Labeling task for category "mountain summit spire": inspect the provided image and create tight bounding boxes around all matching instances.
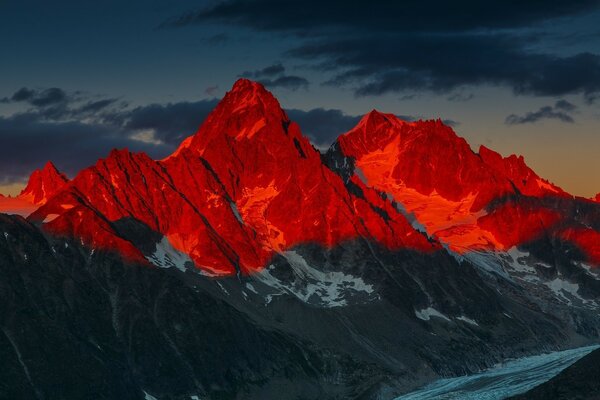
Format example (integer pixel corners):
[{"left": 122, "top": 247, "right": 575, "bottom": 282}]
[{"left": 20, "top": 161, "right": 69, "bottom": 205}]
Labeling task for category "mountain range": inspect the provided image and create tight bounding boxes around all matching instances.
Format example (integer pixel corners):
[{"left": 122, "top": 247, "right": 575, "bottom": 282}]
[{"left": 0, "top": 79, "right": 599, "bottom": 399}]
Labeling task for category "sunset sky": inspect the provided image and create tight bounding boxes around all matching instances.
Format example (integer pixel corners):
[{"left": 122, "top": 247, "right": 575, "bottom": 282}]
[{"left": 1, "top": 0, "right": 599, "bottom": 197}]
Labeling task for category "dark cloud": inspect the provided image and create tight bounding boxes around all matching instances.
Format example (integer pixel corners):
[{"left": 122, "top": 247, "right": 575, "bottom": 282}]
[
  {"left": 4, "top": 87, "right": 69, "bottom": 107},
  {"left": 286, "top": 107, "right": 458, "bottom": 148},
  {"left": 286, "top": 108, "right": 362, "bottom": 147},
  {"left": 554, "top": 99, "right": 577, "bottom": 112},
  {"left": 0, "top": 87, "right": 218, "bottom": 184},
  {"left": 165, "top": 0, "right": 600, "bottom": 100},
  {"left": 441, "top": 119, "right": 460, "bottom": 127},
  {"left": 292, "top": 35, "right": 600, "bottom": 98},
  {"left": 121, "top": 99, "right": 219, "bottom": 145},
  {"left": 505, "top": 100, "right": 577, "bottom": 125},
  {"left": 447, "top": 93, "right": 474, "bottom": 102},
  {"left": 241, "top": 63, "right": 285, "bottom": 78},
  {"left": 205, "top": 85, "right": 219, "bottom": 96},
  {"left": 399, "top": 94, "right": 418, "bottom": 101},
  {"left": 0, "top": 115, "right": 164, "bottom": 185},
  {"left": 1, "top": 87, "right": 121, "bottom": 120},
  {"left": 240, "top": 64, "right": 309, "bottom": 91},
  {"left": 76, "top": 98, "right": 120, "bottom": 114},
  {"left": 164, "top": 0, "right": 597, "bottom": 33},
  {"left": 259, "top": 75, "right": 309, "bottom": 90}
]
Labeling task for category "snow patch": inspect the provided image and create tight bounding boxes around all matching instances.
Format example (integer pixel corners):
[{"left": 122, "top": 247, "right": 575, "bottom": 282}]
[
  {"left": 146, "top": 237, "right": 192, "bottom": 272},
  {"left": 506, "top": 248, "right": 535, "bottom": 274},
  {"left": 230, "top": 201, "right": 244, "bottom": 224},
  {"left": 544, "top": 278, "right": 581, "bottom": 305},
  {"left": 253, "top": 251, "right": 377, "bottom": 307},
  {"left": 464, "top": 250, "right": 511, "bottom": 279},
  {"left": 579, "top": 262, "right": 600, "bottom": 280},
  {"left": 144, "top": 392, "right": 158, "bottom": 400},
  {"left": 245, "top": 282, "right": 258, "bottom": 294},
  {"left": 415, "top": 307, "right": 451, "bottom": 322},
  {"left": 456, "top": 315, "right": 479, "bottom": 326},
  {"left": 215, "top": 281, "right": 229, "bottom": 296},
  {"left": 42, "top": 213, "right": 60, "bottom": 223},
  {"left": 354, "top": 166, "right": 369, "bottom": 185}
]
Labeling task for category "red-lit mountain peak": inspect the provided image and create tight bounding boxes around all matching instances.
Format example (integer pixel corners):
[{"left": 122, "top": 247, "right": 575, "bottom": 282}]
[
  {"left": 0, "top": 161, "right": 69, "bottom": 217},
  {"left": 594, "top": 193, "right": 600, "bottom": 202},
  {"left": 20, "top": 161, "right": 69, "bottom": 205},
  {"left": 335, "top": 114, "right": 584, "bottom": 254},
  {"left": 29, "top": 79, "right": 436, "bottom": 275},
  {"left": 478, "top": 145, "right": 567, "bottom": 198},
  {"left": 178, "top": 78, "right": 287, "bottom": 155},
  {"left": 338, "top": 116, "right": 504, "bottom": 207}
]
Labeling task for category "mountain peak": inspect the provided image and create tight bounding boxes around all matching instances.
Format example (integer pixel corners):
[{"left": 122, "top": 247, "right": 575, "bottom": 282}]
[
  {"left": 230, "top": 77, "right": 264, "bottom": 93},
  {"left": 172, "top": 79, "right": 290, "bottom": 158},
  {"left": 594, "top": 193, "right": 600, "bottom": 202},
  {"left": 358, "top": 109, "right": 404, "bottom": 129},
  {"left": 42, "top": 160, "right": 60, "bottom": 173},
  {"left": 20, "top": 161, "right": 69, "bottom": 205},
  {"left": 225, "top": 78, "right": 281, "bottom": 112}
]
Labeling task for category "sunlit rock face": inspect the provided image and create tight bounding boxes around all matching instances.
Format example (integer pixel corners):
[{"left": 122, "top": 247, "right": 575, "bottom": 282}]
[
  {"left": 25, "top": 79, "right": 435, "bottom": 276},
  {"left": 1, "top": 79, "right": 600, "bottom": 400},
  {"left": 1, "top": 79, "right": 598, "bottom": 273},
  {"left": 0, "top": 161, "right": 69, "bottom": 216},
  {"left": 330, "top": 110, "right": 599, "bottom": 266}
]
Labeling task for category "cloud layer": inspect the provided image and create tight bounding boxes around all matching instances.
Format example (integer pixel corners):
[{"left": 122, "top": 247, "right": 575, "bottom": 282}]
[
  {"left": 505, "top": 99, "right": 578, "bottom": 125},
  {"left": 0, "top": 87, "right": 219, "bottom": 185},
  {"left": 240, "top": 63, "right": 309, "bottom": 90},
  {"left": 167, "top": 0, "right": 600, "bottom": 100},
  {"left": 0, "top": 86, "right": 380, "bottom": 184}
]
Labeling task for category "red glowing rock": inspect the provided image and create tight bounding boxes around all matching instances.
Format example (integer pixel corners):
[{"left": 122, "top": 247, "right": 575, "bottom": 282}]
[
  {"left": 8, "top": 79, "right": 598, "bottom": 271},
  {"left": 0, "top": 161, "right": 69, "bottom": 216},
  {"left": 335, "top": 111, "right": 595, "bottom": 261},
  {"left": 561, "top": 228, "right": 600, "bottom": 266},
  {"left": 20, "top": 161, "right": 69, "bottom": 205},
  {"left": 30, "top": 79, "right": 436, "bottom": 274}
]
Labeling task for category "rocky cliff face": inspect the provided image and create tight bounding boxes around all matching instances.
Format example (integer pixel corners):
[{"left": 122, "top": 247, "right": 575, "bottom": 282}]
[
  {"left": 28, "top": 79, "right": 435, "bottom": 276},
  {"left": 1, "top": 79, "right": 599, "bottom": 399},
  {"left": 329, "top": 110, "right": 595, "bottom": 263},
  {"left": 2, "top": 213, "right": 596, "bottom": 400},
  {"left": 0, "top": 162, "right": 69, "bottom": 216}
]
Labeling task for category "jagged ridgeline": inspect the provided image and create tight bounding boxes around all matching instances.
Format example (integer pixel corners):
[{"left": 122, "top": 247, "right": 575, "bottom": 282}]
[{"left": 1, "top": 79, "right": 599, "bottom": 399}]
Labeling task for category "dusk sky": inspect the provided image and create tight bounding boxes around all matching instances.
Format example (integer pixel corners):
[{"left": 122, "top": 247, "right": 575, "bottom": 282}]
[{"left": 1, "top": 0, "right": 599, "bottom": 197}]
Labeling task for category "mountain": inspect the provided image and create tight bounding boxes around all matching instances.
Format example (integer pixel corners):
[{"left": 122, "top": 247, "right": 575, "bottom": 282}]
[
  {"left": 1, "top": 79, "right": 599, "bottom": 400},
  {"left": 0, "top": 161, "right": 69, "bottom": 216},
  {"left": 329, "top": 111, "right": 593, "bottom": 258},
  {"left": 329, "top": 110, "right": 600, "bottom": 271},
  {"left": 19, "top": 161, "right": 69, "bottom": 205},
  {"left": 29, "top": 79, "right": 435, "bottom": 275}
]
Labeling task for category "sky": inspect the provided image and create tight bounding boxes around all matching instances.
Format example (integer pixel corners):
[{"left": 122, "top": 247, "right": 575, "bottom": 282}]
[{"left": 0, "top": 0, "right": 599, "bottom": 197}]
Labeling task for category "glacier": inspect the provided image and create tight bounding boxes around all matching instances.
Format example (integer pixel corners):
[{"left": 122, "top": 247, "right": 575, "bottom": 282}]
[{"left": 395, "top": 345, "right": 599, "bottom": 400}]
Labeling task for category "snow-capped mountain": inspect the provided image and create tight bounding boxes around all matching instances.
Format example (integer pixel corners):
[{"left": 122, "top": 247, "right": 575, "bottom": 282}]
[{"left": 0, "top": 79, "right": 599, "bottom": 400}]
